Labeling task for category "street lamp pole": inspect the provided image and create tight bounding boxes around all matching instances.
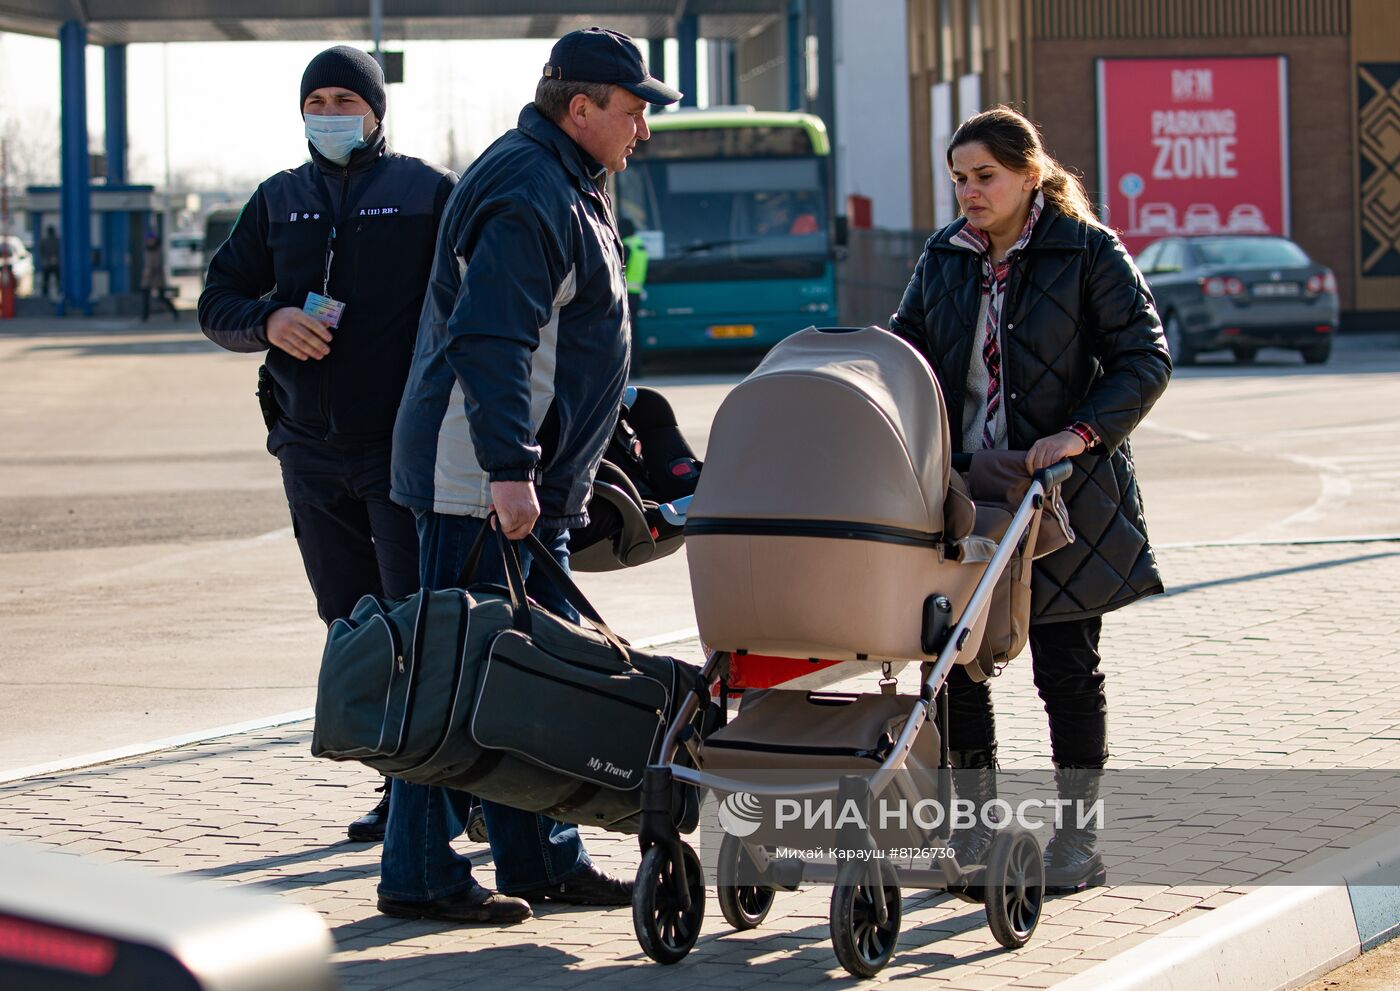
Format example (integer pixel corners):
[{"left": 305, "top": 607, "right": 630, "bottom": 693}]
[{"left": 370, "top": 0, "right": 384, "bottom": 68}]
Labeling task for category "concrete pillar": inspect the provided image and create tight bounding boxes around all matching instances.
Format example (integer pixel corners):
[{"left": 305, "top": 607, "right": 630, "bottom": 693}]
[
  {"left": 59, "top": 20, "right": 92, "bottom": 315},
  {"left": 103, "top": 44, "right": 131, "bottom": 295},
  {"left": 676, "top": 14, "right": 698, "bottom": 108}
]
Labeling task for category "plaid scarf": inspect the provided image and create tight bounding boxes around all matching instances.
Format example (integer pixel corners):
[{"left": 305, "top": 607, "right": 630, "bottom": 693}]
[{"left": 951, "top": 192, "right": 1044, "bottom": 449}]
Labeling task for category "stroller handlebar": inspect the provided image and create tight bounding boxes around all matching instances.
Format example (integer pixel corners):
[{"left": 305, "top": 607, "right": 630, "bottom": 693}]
[{"left": 1034, "top": 459, "right": 1073, "bottom": 490}]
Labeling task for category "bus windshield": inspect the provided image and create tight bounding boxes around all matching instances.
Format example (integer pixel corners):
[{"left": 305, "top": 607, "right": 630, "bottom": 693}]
[
  {"left": 609, "top": 112, "right": 836, "bottom": 354},
  {"left": 615, "top": 120, "right": 831, "bottom": 282},
  {"left": 619, "top": 158, "right": 828, "bottom": 261}
]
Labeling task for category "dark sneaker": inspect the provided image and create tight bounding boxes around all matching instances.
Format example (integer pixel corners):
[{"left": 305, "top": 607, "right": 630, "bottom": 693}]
[
  {"left": 347, "top": 779, "right": 391, "bottom": 843},
  {"left": 514, "top": 864, "right": 634, "bottom": 906},
  {"left": 465, "top": 804, "right": 488, "bottom": 844},
  {"left": 378, "top": 886, "right": 532, "bottom": 925}
]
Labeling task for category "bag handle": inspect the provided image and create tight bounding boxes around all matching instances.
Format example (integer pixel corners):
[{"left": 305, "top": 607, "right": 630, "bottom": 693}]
[
  {"left": 454, "top": 515, "right": 537, "bottom": 634},
  {"left": 497, "top": 526, "right": 535, "bottom": 634},
  {"left": 519, "top": 532, "right": 634, "bottom": 669},
  {"left": 456, "top": 518, "right": 493, "bottom": 588},
  {"left": 462, "top": 513, "right": 633, "bottom": 668}
]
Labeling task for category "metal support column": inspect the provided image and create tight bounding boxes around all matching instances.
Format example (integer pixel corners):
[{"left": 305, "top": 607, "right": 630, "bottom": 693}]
[
  {"left": 59, "top": 20, "right": 92, "bottom": 315},
  {"left": 370, "top": 0, "right": 384, "bottom": 67},
  {"left": 103, "top": 44, "right": 131, "bottom": 295},
  {"left": 787, "top": 0, "right": 806, "bottom": 111},
  {"left": 647, "top": 37, "right": 667, "bottom": 87},
  {"left": 726, "top": 41, "right": 738, "bottom": 106},
  {"left": 676, "top": 14, "right": 698, "bottom": 108},
  {"left": 706, "top": 39, "right": 735, "bottom": 106}
]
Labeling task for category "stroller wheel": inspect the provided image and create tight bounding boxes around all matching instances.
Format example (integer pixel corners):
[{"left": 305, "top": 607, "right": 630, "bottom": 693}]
[
  {"left": 716, "top": 833, "right": 776, "bottom": 930},
  {"left": 829, "top": 860, "right": 901, "bottom": 978},
  {"left": 633, "top": 843, "right": 706, "bottom": 965},
  {"left": 984, "top": 827, "right": 1044, "bottom": 949}
]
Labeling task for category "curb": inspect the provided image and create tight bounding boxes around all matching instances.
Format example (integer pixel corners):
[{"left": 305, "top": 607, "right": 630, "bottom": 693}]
[
  {"left": 1051, "top": 828, "right": 1400, "bottom": 990},
  {"left": 0, "top": 626, "right": 700, "bottom": 787}
]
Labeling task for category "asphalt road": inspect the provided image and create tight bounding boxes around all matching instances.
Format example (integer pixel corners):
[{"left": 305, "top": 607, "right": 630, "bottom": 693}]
[{"left": 2, "top": 318, "right": 1398, "bottom": 777}]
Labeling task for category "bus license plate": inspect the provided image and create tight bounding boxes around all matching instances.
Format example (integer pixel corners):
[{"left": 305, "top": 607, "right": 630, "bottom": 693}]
[{"left": 707, "top": 324, "right": 756, "bottom": 340}]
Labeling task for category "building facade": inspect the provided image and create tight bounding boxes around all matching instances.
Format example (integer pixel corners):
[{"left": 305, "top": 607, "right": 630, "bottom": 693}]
[{"left": 905, "top": 0, "right": 1400, "bottom": 325}]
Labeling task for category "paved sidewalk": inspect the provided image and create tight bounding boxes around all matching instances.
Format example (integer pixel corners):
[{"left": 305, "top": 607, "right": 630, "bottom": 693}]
[{"left": 3, "top": 539, "right": 1400, "bottom": 990}]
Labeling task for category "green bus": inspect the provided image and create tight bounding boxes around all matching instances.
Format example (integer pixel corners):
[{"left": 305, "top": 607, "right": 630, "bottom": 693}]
[{"left": 614, "top": 108, "right": 841, "bottom": 358}]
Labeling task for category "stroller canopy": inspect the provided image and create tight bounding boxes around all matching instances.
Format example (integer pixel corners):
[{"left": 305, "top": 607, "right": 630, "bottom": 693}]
[{"left": 691, "top": 326, "right": 953, "bottom": 538}]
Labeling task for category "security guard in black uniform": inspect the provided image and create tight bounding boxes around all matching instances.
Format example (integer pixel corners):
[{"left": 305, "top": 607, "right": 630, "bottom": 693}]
[{"left": 199, "top": 46, "right": 457, "bottom": 842}]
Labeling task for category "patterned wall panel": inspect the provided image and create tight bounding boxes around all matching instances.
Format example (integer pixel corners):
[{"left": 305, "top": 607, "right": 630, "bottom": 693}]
[{"left": 1358, "top": 63, "right": 1400, "bottom": 277}]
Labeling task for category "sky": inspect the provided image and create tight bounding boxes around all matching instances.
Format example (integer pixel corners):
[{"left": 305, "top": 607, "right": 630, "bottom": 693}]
[{"left": 0, "top": 31, "right": 699, "bottom": 197}]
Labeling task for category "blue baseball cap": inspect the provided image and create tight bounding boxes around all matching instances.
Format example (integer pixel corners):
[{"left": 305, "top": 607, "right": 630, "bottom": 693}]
[{"left": 543, "top": 27, "right": 683, "bottom": 106}]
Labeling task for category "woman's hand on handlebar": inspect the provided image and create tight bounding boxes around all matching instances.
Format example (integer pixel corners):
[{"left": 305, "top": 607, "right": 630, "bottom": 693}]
[{"left": 1025, "top": 430, "right": 1086, "bottom": 474}]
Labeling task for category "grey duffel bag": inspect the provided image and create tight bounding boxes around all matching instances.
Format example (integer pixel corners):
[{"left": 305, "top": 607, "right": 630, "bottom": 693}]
[{"left": 311, "top": 527, "right": 706, "bottom": 833}]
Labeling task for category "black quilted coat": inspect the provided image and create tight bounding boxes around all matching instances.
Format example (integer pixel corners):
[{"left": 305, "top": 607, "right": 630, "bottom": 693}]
[{"left": 890, "top": 203, "right": 1172, "bottom": 623}]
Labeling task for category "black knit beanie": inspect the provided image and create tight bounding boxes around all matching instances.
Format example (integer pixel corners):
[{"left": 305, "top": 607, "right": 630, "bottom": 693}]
[{"left": 300, "top": 46, "right": 387, "bottom": 121}]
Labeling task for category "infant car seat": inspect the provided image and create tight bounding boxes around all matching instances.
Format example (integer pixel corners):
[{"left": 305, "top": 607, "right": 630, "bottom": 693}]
[{"left": 568, "top": 387, "right": 703, "bottom": 572}]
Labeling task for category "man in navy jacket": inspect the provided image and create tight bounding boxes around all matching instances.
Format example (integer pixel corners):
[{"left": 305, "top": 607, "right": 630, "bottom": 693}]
[
  {"left": 381, "top": 28, "right": 680, "bottom": 925},
  {"left": 199, "top": 46, "right": 456, "bottom": 842}
]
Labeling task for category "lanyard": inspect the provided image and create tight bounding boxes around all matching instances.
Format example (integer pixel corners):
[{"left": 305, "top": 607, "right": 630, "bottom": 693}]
[{"left": 310, "top": 154, "right": 386, "bottom": 296}]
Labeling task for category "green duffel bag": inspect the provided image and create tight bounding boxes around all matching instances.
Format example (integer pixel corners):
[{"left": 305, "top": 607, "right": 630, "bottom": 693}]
[{"left": 311, "top": 527, "right": 707, "bottom": 833}]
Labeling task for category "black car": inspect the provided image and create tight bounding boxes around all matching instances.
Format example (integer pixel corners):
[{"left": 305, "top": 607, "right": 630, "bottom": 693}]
[{"left": 1135, "top": 235, "right": 1339, "bottom": 365}]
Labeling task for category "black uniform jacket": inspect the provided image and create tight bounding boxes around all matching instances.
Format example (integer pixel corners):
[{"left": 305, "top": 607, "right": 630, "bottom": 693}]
[{"left": 199, "top": 133, "right": 456, "bottom": 445}]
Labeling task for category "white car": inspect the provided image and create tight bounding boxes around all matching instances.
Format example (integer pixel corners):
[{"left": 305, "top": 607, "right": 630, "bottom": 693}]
[
  {"left": 167, "top": 233, "right": 205, "bottom": 276},
  {"left": 0, "top": 235, "right": 35, "bottom": 296}
]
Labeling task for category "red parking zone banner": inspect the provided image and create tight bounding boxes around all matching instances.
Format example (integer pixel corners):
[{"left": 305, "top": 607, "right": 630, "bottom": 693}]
[{"left": 1096, "top": 56, "right": 1290, "bottom": 256}]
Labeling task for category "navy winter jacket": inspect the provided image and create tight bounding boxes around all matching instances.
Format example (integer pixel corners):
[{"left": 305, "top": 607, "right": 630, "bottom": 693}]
[
  {"left": 391, "top": 105, "right": 630, "bottom": 528},
  {"left": 199, "top": 134, "right": 456, "bottom": 444}
]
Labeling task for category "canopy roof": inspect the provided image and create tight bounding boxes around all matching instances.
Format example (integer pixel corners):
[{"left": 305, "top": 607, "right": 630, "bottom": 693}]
[
  {"left": 693, "top": 326, "right": 954, "bottom": 535},
  {"left": 0, "top": 1, "right": 781, "bottom": 44}
]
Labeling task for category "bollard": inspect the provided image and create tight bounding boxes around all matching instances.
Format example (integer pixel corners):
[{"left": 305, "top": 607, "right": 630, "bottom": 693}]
[{"left": 0, "top": 264, "right": 14, "bottom": 319}]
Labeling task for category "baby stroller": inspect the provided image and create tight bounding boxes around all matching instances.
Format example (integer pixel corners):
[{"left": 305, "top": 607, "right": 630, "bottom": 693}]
[
  {"left": 569, "top": 386, "right": 702, "bottom": 572},
  {"left": 629, "top": 326, "right": 1073, "bottom": 977}
]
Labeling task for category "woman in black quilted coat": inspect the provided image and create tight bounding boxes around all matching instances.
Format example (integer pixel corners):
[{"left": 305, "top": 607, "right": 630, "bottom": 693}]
[{"left": 890, "top": 106, "right": 1171, "bottom": 893}]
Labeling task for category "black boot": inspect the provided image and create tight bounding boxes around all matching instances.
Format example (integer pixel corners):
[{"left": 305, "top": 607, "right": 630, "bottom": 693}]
[
  {"left": 1044, "top": 766, "right": 1106, "bottom": 893},
  {"left": 347, "top": 777, "right": 391, "bottom": 842},
  {"left": 947, "top": 749, "right": 998, "bottom": 865}
]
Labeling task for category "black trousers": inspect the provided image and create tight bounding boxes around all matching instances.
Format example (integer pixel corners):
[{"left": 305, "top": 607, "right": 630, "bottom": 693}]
[
  {"left": 277, "top": 440, "right": 419, "bottom": 624},
  {"left": 946, "top": 615, "right": 1108, "bottom": 768}
]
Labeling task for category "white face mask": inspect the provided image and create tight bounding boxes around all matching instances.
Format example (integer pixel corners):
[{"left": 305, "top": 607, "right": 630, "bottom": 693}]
[{"left": 305, "top": 113, "right": 369, "bottom": 164}]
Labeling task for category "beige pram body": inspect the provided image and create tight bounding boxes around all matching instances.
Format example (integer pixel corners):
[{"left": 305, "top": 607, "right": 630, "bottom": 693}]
[
  {"left": 688, "top": 325, "right": 1071, "bottom": 680},
  {"left": 629, "top": 326, "right": 1073, "bottom": 977}
]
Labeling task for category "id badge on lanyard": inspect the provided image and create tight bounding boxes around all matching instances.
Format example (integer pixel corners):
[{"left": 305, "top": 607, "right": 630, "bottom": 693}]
[
  {"left": 304, "top": 228, "right": 346, "bottom": 328},
  {"left": 302, "top": 159, "right": 383, "bottom": 328}
]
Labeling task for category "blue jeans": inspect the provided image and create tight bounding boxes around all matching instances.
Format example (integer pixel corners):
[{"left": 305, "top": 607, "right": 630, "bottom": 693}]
[{"left": 378, "top": 511, "right": 593, "bottom": 901}]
